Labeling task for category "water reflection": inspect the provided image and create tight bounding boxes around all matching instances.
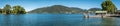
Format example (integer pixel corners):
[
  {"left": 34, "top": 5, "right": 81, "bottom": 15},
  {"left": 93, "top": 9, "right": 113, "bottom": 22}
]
[
  {"left": 0, "top": 14, "right": 120, "bottom": 26},
  {"left": 101, "top": 18, "right": 116, "bottom": 26},
  {"left": 3, "top": 15, "right": 11, "bottom": 26},
  {"left": 82, "top": 17, "right": 118, "bottom": 26},
  {"left": 0, "top": 14, "right": 25, "bottom": 26},
  {"left": 11, "top": 14, "right": 25, "bottom": 26}
]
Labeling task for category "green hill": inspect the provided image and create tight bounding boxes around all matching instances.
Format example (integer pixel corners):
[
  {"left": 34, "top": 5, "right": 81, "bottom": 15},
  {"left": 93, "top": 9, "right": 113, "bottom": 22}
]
[{"left": 28, "top": 5, "right": 86, "bottom": 14}]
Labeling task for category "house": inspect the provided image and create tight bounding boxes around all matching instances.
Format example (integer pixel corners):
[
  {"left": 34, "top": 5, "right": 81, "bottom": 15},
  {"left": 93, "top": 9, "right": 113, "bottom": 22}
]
[{"left": 95, "top": 11, "right": 107, "bottom": 15}]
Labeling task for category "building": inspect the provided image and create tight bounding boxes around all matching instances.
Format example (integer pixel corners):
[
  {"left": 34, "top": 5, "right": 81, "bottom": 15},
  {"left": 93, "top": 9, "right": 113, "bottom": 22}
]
[{"left": 95, "top": 11, "right": 107, "bottom": 15}]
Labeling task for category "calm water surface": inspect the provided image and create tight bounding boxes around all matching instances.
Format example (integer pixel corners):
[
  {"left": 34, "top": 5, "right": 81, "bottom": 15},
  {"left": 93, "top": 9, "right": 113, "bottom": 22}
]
[{"left": 0, "top": 14, "right": 120, "bottom": 26}]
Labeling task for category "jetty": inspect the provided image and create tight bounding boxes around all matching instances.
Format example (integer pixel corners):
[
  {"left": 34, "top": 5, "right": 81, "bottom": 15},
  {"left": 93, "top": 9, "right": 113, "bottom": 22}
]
[{"left": 84, "top": 11, "right": 120, "bottom": 18}]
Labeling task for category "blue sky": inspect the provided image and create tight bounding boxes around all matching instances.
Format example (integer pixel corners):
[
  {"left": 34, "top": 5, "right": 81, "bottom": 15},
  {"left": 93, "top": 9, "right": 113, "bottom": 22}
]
[{"left": 0, "top": 0, "right": 120, "bottom": 12}]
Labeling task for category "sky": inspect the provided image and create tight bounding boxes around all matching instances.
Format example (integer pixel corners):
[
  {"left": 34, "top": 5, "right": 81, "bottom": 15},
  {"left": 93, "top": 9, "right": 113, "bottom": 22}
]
[{"left": 0, "top": 0, "right": 120, "bottom": 12}]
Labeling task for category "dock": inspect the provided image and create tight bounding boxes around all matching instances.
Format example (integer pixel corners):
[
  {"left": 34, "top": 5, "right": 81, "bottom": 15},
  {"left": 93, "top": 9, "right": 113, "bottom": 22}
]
[{"left": 84, "top": 14, "right": 120, "bottom": 18}]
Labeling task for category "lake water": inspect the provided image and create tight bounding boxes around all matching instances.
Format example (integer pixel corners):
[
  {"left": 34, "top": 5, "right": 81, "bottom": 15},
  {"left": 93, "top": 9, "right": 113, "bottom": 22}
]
[{"left": 0, "top": 14, "right": 120, "bottom": 26}]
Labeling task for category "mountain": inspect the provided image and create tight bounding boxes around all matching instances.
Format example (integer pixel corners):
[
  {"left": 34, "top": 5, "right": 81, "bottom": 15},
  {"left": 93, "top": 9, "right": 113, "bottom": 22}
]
[
  {"left": 28, "top": 5, "right": 86, "bottom": 14},
  {"left": 88, "top": 8, "right": 102, "bottom": 11}
]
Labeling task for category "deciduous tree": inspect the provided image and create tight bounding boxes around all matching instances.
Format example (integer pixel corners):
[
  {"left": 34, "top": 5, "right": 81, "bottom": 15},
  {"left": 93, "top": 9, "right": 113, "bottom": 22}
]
[
  {"left": 2, "top": 4, "right": 11, "bottom": 14},
  {"left": 101, "top": 0, "right": 118, "bottom": 13},
  {"left": 12, "top": 5, "right": 26, "bottom": 14}
]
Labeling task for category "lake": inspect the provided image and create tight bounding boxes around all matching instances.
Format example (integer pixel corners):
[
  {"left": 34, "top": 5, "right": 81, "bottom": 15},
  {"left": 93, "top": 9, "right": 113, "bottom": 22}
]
[{"left": 0, "top": 14, "right": 120, "bottom": 26}]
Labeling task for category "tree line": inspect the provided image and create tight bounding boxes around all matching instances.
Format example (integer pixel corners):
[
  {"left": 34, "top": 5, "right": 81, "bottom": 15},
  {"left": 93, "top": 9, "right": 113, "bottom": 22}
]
[{"left": 0, "top": 4, "right": 26, "bottom": 14}]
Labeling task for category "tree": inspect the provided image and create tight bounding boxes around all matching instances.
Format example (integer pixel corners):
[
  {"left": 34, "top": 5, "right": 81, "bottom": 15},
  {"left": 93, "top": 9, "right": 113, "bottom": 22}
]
[
  {"left": 0, "top": 8, "right": 2, "bottom": 13},
  {"left": 2, "top": 4, "right": 11, "bottom": 14},
  {"left": 106, "top": 0, "right": 111, "bottom": 1},
  {"left": 12, "top": 5, "right": 26, "bottom": 14},
  {"left": 0, "top": 4, "right": 27, "bottom": 14},
  {"left": 101, "top": 0, "right": 118, "bottom": 13}
]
